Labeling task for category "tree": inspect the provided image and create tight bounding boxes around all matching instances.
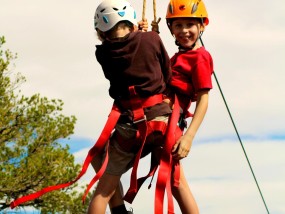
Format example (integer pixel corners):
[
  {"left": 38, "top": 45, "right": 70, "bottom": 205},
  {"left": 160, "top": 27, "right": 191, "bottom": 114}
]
[{"left": 0, "top": 36, "right": 92, "bottom": 213}]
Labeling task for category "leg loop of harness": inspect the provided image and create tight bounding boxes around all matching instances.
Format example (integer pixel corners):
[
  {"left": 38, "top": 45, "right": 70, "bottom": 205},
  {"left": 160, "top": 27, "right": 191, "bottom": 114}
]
[
  {"left": 123, "top": 86, "right": 149, "bottom": 201},
  {"left": 123, "top": 86, "right": 168, "bottom": 203},
  {"left": 155, "top": 95, "right": 181, "bottom": 214},
  {"left": 124, "top": 93, "right": 182, "bottom": 214},
  {"left": 124, "top": 120, "right": 167, "bottom": 203}
]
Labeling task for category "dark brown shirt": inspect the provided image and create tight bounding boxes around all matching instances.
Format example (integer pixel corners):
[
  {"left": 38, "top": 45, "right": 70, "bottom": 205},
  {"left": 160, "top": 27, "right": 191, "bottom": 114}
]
[{"left": 96, "top": 31, "right": 172, "bottom": 120}]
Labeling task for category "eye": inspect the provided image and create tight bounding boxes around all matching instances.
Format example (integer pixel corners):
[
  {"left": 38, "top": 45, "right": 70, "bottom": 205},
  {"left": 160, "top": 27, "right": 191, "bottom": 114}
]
[
  {"left": 174, "top": 23, "right": 182, "bottom": 29},
  {"left": 100, "top": 9, "right": 105, "bottom": 13},
  {"left": 123, "top": 6, "right": 126, "bottom": 10},
  {"left": 112, "top": 7, "right": 118, "bottom": 11},
  {"left": 186, "top": 23, "right": 194, "bottom": 28}
]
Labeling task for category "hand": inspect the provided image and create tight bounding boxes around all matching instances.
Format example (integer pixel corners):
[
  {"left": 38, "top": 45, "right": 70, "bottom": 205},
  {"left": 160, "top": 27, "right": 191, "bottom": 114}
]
[
  {"left": 138, "top": 18, "right": 148, "bottom": 32},
  {"left": 172, "top": 134, "right": 193, "bottom": 160}
]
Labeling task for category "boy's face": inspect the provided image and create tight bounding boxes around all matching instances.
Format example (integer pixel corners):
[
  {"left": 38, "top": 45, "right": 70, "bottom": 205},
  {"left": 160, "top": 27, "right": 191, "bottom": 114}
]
[{"left": 171, "top": 18, "right": 204, "bottom": 49}]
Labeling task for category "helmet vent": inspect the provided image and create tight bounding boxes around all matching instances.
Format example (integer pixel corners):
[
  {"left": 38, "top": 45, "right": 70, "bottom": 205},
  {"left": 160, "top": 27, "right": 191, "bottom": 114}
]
[
  {"left": 118, "top": 11, "right": 125, "bottom": 17},
  {"left": 191, "top": 4, "right": 197, "bottom": 14},
  {"left": 168, "top": 4, "right": 173, "bottom": 14},
  {"left": 179, "top": 5, "right": 186, "bottom": 11},
  {"left": 103, "top": 16, "right": 109, "bottom": 24},
  {"left": 192, "top": 0, "right": 201, "bottom": 14}
]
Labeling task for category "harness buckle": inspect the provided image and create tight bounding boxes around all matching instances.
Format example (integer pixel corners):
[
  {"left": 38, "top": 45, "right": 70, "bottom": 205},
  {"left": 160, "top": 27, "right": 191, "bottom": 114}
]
[{"left": 133, "top": 115, "right": 147, "bottom": 124}]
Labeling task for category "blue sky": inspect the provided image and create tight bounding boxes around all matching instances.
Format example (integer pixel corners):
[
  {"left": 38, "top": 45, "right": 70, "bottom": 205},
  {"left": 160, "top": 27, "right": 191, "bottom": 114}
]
[{"left": 1, "top": 0, "right": 285, "bottom": 213}]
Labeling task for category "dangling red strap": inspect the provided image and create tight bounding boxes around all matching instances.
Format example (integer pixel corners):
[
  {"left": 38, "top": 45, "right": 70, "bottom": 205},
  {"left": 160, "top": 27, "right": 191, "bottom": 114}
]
[
  {"left": 10, "top": 104, "right": 121, "bottom": 209},
  {"left": 123, "top": 86, "right": 148, "bottom": 202},
  {"left": 172, "top": 160, "right": 180, "bottom": 188},
  {"left": 124, "top": 120, "right": 167, "bottom": 203},
  {"left": 155, "top": 95, "right": 180, "bottom": 214},
  {"left": 82, "top": 140, "right": 110, "bottom": 202},
  {"left": 124, "top": 143, "right": 160, "bottom": 203},
  {"left": 172, "top": 126, "right": 183, "bottom": 188}
]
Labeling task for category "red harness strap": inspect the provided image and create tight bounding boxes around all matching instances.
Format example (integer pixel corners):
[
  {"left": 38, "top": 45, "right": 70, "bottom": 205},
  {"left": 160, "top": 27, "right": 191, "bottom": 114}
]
[
  {"left": 123, "top": 86, "right": 165, "bottom": 201},
  {"left": 155, "top": 95, "right": 181, "bottom": 214},
  {"left": 123, "top": 92, "right": 182, "bottom": 214},
  {"left": 10, "top": 104, "right": 121, "bottom": 209},
  {"left": 10, "top": 87, "right": 182, "bottom": 214},
  {"left": 123, "top": 120, "right": 167, "bottom": 203}
]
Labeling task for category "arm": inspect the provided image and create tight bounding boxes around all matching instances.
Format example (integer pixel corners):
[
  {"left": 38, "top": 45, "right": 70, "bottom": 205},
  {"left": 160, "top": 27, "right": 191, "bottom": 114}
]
[{"left": 172, "top": 90, "right": 209, "bottom": 159}]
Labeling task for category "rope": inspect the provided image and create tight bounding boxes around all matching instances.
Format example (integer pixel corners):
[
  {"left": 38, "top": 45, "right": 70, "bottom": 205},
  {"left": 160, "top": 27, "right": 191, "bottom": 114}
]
[
  {"left": 142, "top": 0, "right": 146, "bottom": 20},
  {"left": 199, "top": 38, "right": 270, "bottom": 214},
  {"left": 142, "top": 0, "right": 160, "bottom": 33},
  {"left": 153, "top": 0, "right": 156, "bottom": 22}
]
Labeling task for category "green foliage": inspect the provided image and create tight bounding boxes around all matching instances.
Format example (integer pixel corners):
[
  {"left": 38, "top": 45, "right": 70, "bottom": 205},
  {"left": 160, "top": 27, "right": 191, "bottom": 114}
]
[{"left": 0, "top": 36, "right": 92, "bottom": 213}]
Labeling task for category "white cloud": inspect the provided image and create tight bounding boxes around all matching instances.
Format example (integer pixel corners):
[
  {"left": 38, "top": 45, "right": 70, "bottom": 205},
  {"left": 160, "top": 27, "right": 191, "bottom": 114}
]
[
  {"left": 1, "top": 0, "right": 285, "bottom": 139},
  {"left": 1, "top": 0, "right": 285, "bottom": 213},
  {"left": 71, "top": 140, "right": 285, "bottom": 214}
]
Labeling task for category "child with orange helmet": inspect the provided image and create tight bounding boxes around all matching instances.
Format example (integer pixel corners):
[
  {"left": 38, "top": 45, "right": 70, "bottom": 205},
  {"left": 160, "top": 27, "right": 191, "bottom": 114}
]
[{"left": 165, "top": 0, "right": 213, "bottom": 213}]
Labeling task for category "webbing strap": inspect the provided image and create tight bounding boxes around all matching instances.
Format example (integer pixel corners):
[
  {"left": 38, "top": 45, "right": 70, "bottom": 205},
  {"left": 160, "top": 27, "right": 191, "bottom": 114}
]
[
  {"left": 155, "top": 95, "right": 180, "bottom": 214},
  {"left": 124, "top": 120, "right": 167, "bottom": 203},
  {"left": 10, "top": 104, "right": 121, "bottom": 209},
  {"left": 124, "top": 86, "right": 148, "bottom": 201}
]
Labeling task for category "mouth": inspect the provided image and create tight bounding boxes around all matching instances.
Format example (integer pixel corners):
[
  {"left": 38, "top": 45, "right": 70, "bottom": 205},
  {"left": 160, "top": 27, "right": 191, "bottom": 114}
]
[{"left": 179, "top": 35, "right": 192, "bottom": 43}]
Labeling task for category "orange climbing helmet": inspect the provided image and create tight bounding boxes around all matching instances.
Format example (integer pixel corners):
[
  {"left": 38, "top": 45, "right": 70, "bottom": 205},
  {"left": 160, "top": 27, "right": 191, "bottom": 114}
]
[{"left": 166, "top": 0, "right": 209, "bottom": 26}]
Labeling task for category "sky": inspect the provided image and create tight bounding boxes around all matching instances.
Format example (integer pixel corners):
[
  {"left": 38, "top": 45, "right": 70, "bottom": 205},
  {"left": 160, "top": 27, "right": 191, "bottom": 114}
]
[{"left": 1, "top": 0, "right": 285, "bottom": 213}]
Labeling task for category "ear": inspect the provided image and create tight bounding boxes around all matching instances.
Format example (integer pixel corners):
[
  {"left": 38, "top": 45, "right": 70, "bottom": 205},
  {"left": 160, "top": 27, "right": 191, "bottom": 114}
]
[{"left": 133, "top": 25, "right": 138, "bottom": 32}]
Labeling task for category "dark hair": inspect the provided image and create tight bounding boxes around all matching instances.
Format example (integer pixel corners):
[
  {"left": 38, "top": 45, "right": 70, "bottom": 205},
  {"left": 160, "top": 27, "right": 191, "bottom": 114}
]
[{"left": 96, "top": 20, "right": 134, "bottom": 41}]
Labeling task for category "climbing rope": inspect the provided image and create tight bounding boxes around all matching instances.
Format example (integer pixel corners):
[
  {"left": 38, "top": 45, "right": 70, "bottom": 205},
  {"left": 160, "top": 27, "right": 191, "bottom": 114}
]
[
  {"left": 142, "top": 0, "right": 161, "bottom": 33},
  {"left": 199, "top": 38, "right": 270, "bottom": 214}
]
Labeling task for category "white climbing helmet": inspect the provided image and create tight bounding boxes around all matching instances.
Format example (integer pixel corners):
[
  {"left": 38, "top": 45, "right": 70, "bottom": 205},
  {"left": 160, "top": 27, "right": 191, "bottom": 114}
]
[{"left": 94, "top": 0, "right": 138, "bottom": 32}]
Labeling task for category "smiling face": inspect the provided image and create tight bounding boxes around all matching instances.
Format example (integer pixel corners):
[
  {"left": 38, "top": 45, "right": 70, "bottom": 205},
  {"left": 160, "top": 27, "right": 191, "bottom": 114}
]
[{"left": 170, "top": 18, "right": 204, "bottom": 49}]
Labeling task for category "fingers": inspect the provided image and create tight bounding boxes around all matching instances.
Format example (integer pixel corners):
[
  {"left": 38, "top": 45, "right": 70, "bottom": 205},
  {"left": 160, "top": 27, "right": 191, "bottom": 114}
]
[
  {"left": 172, "top": 143, "right": 178, "bottom": 153},
  {"left": 172, "top": 144, "right": 190, "bottom": 160},
  {"left": 138, "top": 18, "right": 149, "bottom": 32}
]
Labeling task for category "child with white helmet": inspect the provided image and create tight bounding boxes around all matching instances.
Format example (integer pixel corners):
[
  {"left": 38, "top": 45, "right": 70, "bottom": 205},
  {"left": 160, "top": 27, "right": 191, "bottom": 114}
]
[
  {"left": 88, "top": 0, "right": 177, "bottom": 213},
  {"left": 91, "top": 0, "right": 213, "bottom": 214}
]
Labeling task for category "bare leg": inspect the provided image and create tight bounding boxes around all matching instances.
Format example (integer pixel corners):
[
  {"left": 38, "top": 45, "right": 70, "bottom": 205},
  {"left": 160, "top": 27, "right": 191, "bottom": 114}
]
[
  {"left": 109, "top": 182, "right": 125, "bottom": 208},
  {"left": 91, "top": 153, "right": 126, "bottom": 210},
  {"left": 87, "top": 173, "right": 121, "bottom": 214},
  {"left": 172, "top": 166, "right": 199, "bottom": 214}
]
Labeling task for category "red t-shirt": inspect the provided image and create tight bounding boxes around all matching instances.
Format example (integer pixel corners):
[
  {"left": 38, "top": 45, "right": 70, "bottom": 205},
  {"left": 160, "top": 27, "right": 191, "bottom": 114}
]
[{"left": 170, "top": 47, "right": 213, "bottom": 113}]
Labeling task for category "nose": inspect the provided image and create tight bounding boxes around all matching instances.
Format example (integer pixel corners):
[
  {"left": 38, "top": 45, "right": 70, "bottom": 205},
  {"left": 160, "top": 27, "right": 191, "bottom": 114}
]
[{"left": 181, "top": 25, "right": 189, "bottom": 33}]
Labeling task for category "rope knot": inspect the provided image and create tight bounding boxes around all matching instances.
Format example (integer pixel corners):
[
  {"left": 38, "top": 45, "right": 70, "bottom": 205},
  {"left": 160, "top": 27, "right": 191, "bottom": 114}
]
[{"left": 151, "top": 17, "right": 161, "bottom": 34}]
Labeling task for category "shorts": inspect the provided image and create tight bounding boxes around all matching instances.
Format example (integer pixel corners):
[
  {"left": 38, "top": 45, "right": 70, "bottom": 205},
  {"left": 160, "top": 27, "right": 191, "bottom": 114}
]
[{"left": 104, "top": 115, "right": 169, "bottom": 176}]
